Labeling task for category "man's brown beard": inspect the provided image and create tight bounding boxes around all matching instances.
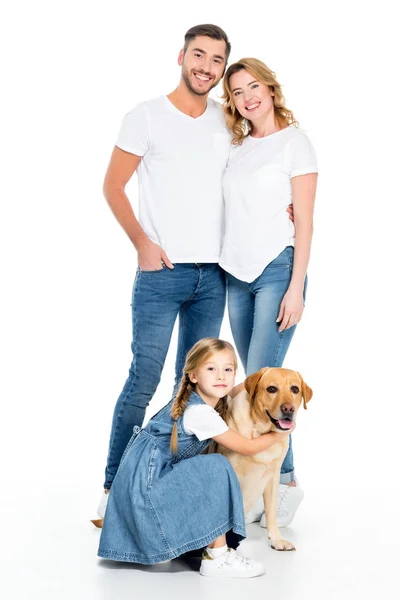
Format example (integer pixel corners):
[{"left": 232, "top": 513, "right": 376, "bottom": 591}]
[{"left": 181, "top": 67, "right": 217, "bottom": 97}]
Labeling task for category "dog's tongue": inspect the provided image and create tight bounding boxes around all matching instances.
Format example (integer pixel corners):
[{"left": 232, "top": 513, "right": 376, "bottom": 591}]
[{"left": 278, "top": 419, "right": 293, "bottom": 430}]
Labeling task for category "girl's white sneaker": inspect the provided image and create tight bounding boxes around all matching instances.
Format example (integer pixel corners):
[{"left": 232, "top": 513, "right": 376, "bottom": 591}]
[{"left": 199, "top": 548, "right": 265, "bottom": 578}]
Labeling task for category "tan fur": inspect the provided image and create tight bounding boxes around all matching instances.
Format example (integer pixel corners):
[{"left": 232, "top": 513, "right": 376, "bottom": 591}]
[{"left": 217, "top": 367, "right": 312, "bottom": 551}]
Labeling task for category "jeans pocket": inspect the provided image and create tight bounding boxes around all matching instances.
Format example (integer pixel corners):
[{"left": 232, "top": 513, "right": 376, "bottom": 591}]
[
  {"left": 139, "top": 264, "right": 167, "bottom": 274},
  {"left": 268, "top": 247, "right": 293, "bottom": 269}
]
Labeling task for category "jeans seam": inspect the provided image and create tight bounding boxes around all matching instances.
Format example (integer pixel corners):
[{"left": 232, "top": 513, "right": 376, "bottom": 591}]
[
  {"left": 272, "top": 330, "right": 284, "bottom": 366},
  {"left": 105, "top": 276, "right": 141, "bottom": 485},
  {"left": 176, "top": 304, "right": 188, "bottom": 384},
  {"left": 187, "top": 264, "right": 203, "bottom": 301}
]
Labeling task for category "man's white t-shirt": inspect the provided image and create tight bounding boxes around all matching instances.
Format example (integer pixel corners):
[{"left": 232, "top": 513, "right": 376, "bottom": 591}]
[
  {"left": 183, "top": 404, "right": 228, "bottom": 441},
  {"left": 219, "top": 126, "right": 318, "bottom": 283},
  {"left": 116, "top": 96, "right": 231, "bottom": 263}
]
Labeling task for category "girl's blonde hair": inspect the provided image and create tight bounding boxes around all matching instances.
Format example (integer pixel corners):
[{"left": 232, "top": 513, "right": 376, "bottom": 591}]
[
  {"left": 170, "top": 338, "right": 237, "bottom": 453},
  {"left": 221, "top": 58, "right": 298, "bottom": 145}
]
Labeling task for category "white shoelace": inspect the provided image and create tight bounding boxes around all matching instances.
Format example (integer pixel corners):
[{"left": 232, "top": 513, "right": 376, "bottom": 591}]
[
  {"left": 225, "top": 549, "right": 252, "bottom": 567},
  {"left": 277, "top": 486, "right": 291, "bottom": 515}
]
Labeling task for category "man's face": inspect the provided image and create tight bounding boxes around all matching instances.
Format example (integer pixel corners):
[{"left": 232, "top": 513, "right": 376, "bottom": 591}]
[{"left": 179, "top": 35, "right": 227, "bottom": 96}]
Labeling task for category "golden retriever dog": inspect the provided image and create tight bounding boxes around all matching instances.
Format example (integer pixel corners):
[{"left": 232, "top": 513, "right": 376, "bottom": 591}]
[{"left": 217, "top": 367, "right": 313, "bottom": 551}]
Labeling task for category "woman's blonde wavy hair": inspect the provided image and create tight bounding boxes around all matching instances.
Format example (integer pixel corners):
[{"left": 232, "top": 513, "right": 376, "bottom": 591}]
[
  {"left": 170, "top": 338, "right": 237, "bottom": 454},
  {"left": 222, "top": 58, "right": 298, "bottom": 145}
]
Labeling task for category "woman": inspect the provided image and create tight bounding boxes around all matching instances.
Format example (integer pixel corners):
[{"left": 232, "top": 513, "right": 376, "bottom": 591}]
[{"left": 220, "top": 58, "right": 318, "bottom": 527}]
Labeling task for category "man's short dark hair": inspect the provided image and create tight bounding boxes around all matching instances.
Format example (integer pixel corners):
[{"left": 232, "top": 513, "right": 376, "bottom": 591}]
[{"left": 183, "top": 24, "right": 231, "bottom": 61}]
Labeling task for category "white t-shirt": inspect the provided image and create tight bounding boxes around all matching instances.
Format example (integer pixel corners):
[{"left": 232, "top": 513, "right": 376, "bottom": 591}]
[
  {"left": 219, "top": 126, "right": 318, "bottom": 282},
  {"left": 116, "top": 96, "right": 231, "bottom": 263},
  {"left": 183, "top": 404, "right": 229, "bottom": 441}
]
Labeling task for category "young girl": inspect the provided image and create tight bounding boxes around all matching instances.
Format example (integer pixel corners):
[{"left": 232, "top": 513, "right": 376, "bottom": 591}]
[{"left": 98, "top": 338, "right": 293, "bottom": 578}]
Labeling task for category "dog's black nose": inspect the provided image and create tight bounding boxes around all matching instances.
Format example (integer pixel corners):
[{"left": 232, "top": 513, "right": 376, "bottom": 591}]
[{"left": 281, "top": 403, "right": 295, "bottom": 416}]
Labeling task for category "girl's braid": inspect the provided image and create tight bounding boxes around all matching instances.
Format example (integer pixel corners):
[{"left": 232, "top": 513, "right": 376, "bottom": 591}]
[{"left": 170, "top": 374, "right": 194, "bottom": 453}]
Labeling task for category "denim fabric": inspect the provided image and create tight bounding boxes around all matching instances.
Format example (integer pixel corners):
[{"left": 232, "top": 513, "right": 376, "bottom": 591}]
[
  {"left": 104, "top": 263, "right": 226, "bottom": 489},
  {"left": 98, "top": 392, "right": 246, "bottom": 564},
  {"left": 226, "top": 246, "right": 307, "bottom": 483}
]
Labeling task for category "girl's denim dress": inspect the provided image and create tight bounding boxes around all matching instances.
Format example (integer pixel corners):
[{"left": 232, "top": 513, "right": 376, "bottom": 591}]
[{"left": 98, "top": 392, "right": 246, "bottom": 564}]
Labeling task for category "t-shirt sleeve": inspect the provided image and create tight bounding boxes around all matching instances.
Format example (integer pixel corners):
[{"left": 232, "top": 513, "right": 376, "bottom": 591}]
[
  {"left": 115, "top": 103, "right": 150, "bottom": 157},
  {"left": 183, "top": 404, "right": 229, "bottom": 441},
  {"left": 289, "top": 132, "right": 318, "bottom": 179}
]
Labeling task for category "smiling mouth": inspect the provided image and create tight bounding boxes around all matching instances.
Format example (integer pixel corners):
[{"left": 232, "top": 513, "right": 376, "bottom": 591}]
[
  {"left": 266, "top": 411, "right": 293, "bottom": 431},
  {"left": 194, "top": 73, "right": 212, "bottom": 83},
  {"left": 245, "top": 102, "right": 260, "bottom": 111}
]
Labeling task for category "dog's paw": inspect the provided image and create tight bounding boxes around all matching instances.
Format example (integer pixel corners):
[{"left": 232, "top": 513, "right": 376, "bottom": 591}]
[{"left": 270, "top": 538, "right": 296, "bottom": 551}]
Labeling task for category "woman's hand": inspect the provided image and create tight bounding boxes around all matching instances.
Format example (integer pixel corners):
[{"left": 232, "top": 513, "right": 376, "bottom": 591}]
[{"left": 276, "top": 286, "right": 304, "bottom": 332}]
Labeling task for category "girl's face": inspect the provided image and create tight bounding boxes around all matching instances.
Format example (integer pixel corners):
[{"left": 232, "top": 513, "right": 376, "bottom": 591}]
[
  {"left": 189, "top": 349, "right": 236, "bottom": 404},
  {"left": 229, "top": 68, "right": 275, "bottom": 122}
]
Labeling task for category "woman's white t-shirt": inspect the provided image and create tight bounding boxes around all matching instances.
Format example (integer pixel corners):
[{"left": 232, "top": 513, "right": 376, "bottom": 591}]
[
  {"left": 219, "top": 126, "right": 318, "bottom": 283},
  {"left": 183, "top": 404, "right": 229, "bottom": 441}
]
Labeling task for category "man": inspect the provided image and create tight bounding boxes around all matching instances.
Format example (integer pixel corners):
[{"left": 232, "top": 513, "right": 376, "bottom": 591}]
[
  {"left": 98, "top": 24, "right": 231, "bottom": 516},
  {"left": 97, "top": 24, "right": 301, "bottom": 528}
]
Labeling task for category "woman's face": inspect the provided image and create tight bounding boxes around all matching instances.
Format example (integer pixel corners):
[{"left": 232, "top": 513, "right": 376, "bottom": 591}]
[{"left": 229, "top": 69, "right": 275, "bottom": 122}]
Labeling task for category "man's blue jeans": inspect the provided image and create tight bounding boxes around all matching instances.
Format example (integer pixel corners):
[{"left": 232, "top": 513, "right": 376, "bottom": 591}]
[
  {"left": 104, "top": 263, "right": 226, "bottom": 489},
  {"left": 226, "top": 247, "right": 307, "bottom": 484}
]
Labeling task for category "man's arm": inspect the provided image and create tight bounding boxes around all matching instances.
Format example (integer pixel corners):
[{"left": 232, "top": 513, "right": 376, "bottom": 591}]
[{"left": 103, "top": 146, "right": 173, "bottom": 270}]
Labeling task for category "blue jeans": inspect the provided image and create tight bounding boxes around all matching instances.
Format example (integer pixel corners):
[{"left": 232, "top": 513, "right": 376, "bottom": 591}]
[
  {"left": 104, "top": 263, "right": 226, "bottom": 489},
  {"left": 226, "top": 246, "right": 307, "bottom": 484}
]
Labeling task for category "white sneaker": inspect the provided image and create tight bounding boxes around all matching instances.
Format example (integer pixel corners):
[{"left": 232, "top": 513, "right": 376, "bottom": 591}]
[
  {"left": 260, "top": 483, "right": 304, "bottom": 529},
  {"left": 97, "top": 490, "right": 109, "bottom": 519},
  {"left": 199, "top": 548, "right": 265, "bottom": 578}
]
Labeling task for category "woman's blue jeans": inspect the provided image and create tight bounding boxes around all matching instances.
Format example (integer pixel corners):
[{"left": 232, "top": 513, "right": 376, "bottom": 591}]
[{"left": 226, "top": 246, "right": 307, "bottom": 483}]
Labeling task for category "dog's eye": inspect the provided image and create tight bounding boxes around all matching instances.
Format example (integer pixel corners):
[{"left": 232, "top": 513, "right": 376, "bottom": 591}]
[
  {"left": 291, "top": 386, "right": 300, "bottom": 394},
  {"left": 266, "top": 386, "right": 278, "bottom": 393}
]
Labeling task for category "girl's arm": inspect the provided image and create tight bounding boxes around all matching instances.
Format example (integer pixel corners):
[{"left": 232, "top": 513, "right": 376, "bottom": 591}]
[
  {"left": 212, "top": 426, "right": 294, "bottom": 456},
  {"left": 277, "top": 172, "right": 318, "bottom": 332}
]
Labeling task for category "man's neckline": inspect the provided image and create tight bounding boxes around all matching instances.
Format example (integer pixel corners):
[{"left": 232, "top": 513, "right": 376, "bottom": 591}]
[{"left": 164, "top": 95, "right": 210, "bottom": 120}]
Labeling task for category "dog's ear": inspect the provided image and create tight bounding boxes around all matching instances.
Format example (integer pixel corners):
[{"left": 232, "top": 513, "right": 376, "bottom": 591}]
[
  {"left": 296, "top": 372, "right": 313, "bottom": 410},
  {"left": 244, "top": 368, "right": 270, "bottom": 399}
]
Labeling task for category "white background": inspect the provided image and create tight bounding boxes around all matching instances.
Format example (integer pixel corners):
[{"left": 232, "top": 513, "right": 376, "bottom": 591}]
[{"left": 1, "top": 1, "right": 399, "bottom": 598}]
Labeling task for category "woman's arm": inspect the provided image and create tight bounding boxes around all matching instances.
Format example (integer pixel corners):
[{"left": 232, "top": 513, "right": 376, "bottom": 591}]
[
  {"left": 212, "top": 426, "right": 293, "bottom": 456},
  {"left": 277, "top": 173, "right": 318, "bottom": 332}
]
